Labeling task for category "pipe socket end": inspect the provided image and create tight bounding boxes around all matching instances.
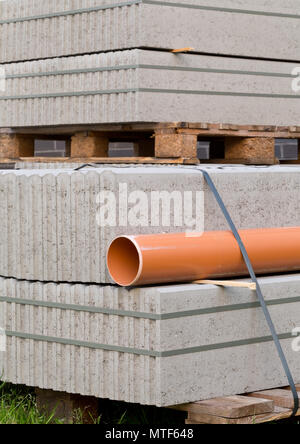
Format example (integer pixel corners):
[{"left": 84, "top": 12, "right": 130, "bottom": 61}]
[{"left": 107, "top": 236, "right": 142, "bottom": 287}]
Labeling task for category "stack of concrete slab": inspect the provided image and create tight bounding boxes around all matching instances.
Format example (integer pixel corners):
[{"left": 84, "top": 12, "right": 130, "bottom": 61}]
[
  {"left": 1, "top": 0, "right": 300, "bottom": 62},
  {"left": 1, "top": 50, "right": 299, "bottom": 127},
  {"left": 1, "top": 274, "right": 300, "bottom": 406},
  {"left": 1, "top": 0, "right": 300, "bottom": 411},
  {"left": 1, "top": 1, "right": 300, "bottom": 128},
  {"left": 1, "top": 165, "right": 300, "bottom": 283}
]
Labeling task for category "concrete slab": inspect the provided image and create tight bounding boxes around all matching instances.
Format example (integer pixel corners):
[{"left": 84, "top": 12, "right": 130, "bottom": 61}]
[
  {"left": 1, "top": 1, "right": 300, "bottom": 62},
  {"left": 1, "top": 50, "right": 299, "bottom": 126},
  {"left": 1, "top": 165, "right": 300, "bottom": 283},
  {"left": 15, "top": 161, "right": 85, "bottom": 169},
  {"left": 1, "top": 274, "right": 300, "bottom": 406}
]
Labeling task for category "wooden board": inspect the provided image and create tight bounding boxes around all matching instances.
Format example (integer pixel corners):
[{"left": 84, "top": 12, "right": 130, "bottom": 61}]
[
  {"left": 179, "top": 123, "right": 300, "bottom": 139},
  {"left": 186, "top": 406, "right": 291, "bottom": 425},
  {"left": 172, "top": 395, "right": 273, "bottom": 419},
  {"left": 10, "top": 122, "right": 300, "bottom": 138},
  {"left": 175, "top": 387, "right": 300, "bottom": 424},
  {"left": 1, "top": 157, "right": 199, "bottom": 165},
  {"left": 248, "top": 389, "right": 300, "bottom": 409},
  {"left": 193, "top": 280, "right": 256, "bottom": 291}
]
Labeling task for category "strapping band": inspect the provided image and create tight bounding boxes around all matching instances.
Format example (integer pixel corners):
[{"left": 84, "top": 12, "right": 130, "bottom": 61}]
[
  {"left": 1, "top": 88, "right": 299, "bottom": 101},
  {"left": 1, "top": 294, "right": 300, "bottom": 320},
  {"left": 4, "top": 65, "right": 294, "bottom": 80},
  {"left": 4, "top": 330, "right": 294, "bottom": 358}
]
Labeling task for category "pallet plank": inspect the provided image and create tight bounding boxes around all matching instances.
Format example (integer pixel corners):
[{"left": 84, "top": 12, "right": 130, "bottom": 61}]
[
  {"left": 186, "top": 406, "right": 291, "bottom": 425},
  {"left": 9, "top": 122, "right": 300, "bottom": 138},
  {"left": 5, "top": 157, "right": 199, "bottom": 165},
  {"left": 179, "top": 123, "right": 300, "bottom": 138},
  {"left": 172, "top": 395, "right": 274, "bottom": 419},
  {"left": 248, "top": 389, "right": 300, "bottom": 409}
]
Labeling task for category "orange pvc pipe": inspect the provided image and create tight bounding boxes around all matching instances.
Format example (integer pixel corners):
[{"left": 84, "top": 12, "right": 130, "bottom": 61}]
[{"left": 107, "top": 227, "right": 300, "bottom": 287}]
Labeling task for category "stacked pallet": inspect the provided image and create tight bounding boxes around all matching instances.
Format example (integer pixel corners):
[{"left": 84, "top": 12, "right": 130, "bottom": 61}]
[
  {"left": 1, "top": 0, "right": 300, "bottom": 424},
  {"left": 0, "top": 0, "right": 300, "bottom": 164}
]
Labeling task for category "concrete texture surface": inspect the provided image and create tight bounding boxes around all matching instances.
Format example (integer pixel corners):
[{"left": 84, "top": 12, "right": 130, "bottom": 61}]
[
  {"left": 1, "top": 1, "right": 300, "bottom": 62},
  {"left": 1, "top": 274, "right": 300, "bottom": 406},
  {"left": 14, "top": 161, "right": 85, "bottom": 169},
  {"left": 1, "top": 50, "right": 299, "bottom": 126},
  {"left": 0, "top": 165, "right": 300, "bottom": 283}
]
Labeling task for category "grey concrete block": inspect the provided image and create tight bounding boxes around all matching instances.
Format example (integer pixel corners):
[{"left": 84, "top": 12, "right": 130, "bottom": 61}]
[
  {"left": 34, "top": 140, "right": 67, "bottom": 157},
  {"left": 275, "top": 139, "right": 299, "bottom": 161},
  {"left": 1, "top": 50, "right": 299, "bottom": 127},
  {"left": 1, "top": 164, "right": 300, "bottom": 283},
  {"left": 1, "top": 1, "right": 300, "bottom": 62},
  {"left": 1, "top": 274, "right": 300, "bottom": 406}
]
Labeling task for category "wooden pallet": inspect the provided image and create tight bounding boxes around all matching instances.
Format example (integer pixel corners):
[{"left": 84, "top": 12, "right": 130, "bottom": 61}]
[
  {"left": 0, "top": 123, "right": 299, "bottom": 165},
  {"left": 172, "top": 386, "right": 300, "bottom": 424}
]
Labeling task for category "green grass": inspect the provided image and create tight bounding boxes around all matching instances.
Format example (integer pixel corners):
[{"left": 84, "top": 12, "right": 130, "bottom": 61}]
[
  {"left": 0, "top": 382, "right": 63, "bottom": 424},
  {"left": 0, "top": 382, "right": 186, "bottom": 424}
]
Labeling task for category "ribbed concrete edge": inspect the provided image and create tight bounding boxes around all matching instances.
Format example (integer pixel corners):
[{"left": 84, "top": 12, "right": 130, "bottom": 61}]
[
  {"left": 1, "top": 1, "right": 300, "bottom": 62},
  {"left": 1, "top": 165, "right": 300, "bottom": 284},
  {"left": 1, "top": 275, "right": 300, "bottom": 406},
  {"left": 1, "top": 49, "right": 299, "bottom": 126}
]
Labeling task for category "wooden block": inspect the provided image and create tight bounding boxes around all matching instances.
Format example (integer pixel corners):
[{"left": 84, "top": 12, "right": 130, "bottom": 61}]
[
  {"left": 0, "top": 133, "right": 34, "bottom": 158},
  {"left": 186, "top": 406, "right": 290, "bottom": 425},
  {"left": 71, "top": 132, "right": 109, "bottom": 157},
  {"left": 173, "top": 395, "right": 274, "bottom": 419},
  {"left": 155, "top": 133, "right": 197, "bottom": 158},
  {"left": 248, "top": 389, "right": 300, "bottom": 409},
  {"left": 225, "top": 137, "right": 276, "bottom": 164},
  {"left": 36, "top": 388, "right": 98, "bottom": 424}
]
